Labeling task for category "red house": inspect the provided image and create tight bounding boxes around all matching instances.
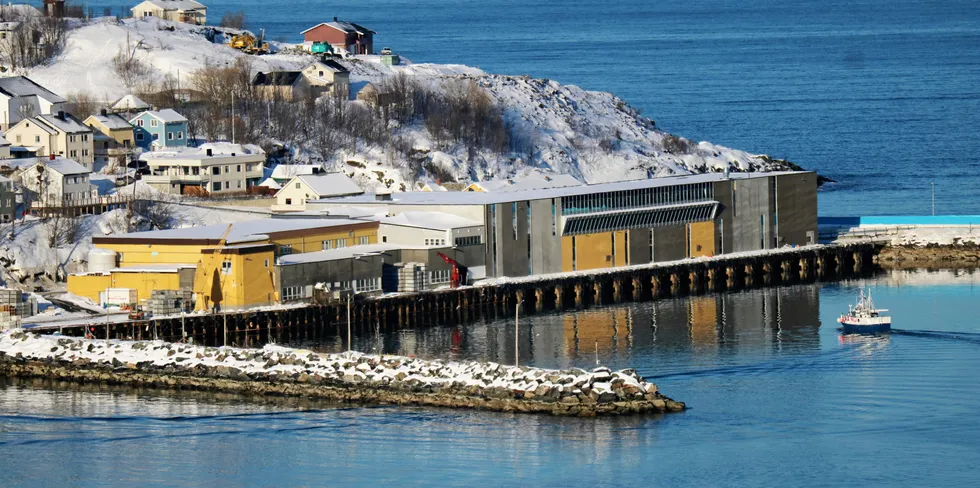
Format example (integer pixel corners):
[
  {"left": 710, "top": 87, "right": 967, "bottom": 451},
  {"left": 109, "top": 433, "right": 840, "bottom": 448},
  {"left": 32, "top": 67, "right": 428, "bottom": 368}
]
[{"left": 302, "top": 18, "right": 375, "bottom": 55}]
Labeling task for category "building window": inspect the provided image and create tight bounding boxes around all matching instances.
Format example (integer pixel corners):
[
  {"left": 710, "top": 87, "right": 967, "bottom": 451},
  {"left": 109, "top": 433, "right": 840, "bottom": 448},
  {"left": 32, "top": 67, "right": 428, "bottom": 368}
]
[
  {"left": 150, "top": 119, "right": 158, "bottom": 127},
  {"left": 322, "top": 240, "right": 332, "bottom": 250},
  {"left": 15, "top": 135, "right": 20, "bottom": 143},
  {"left": 336, "top": 239, "right": 347, "bottom": 248},
  {"left": 178, "top": 131, "right": 183, "bottom": 139},
  {"left": 236, "top": 165, "right": 241, "bottom": 172},
  {"left": 353, "top": 278, "right": 381, "bottom": 293},
  {"left": 221, "top": 261, "right": 232, "bottom": 274},
  {"left": 358, "top": 236, "right": 368, "bottom": 245},
  {"left": 224, "top": 181, "right": 230, "bottom": 189},
  {"left": 136, "top": 133, "right": 143, "bottom": 141},
  {"left": 264, "top": 259, "right": 269, "bottom": 267},
  {"left": 224, "top": 166, "right": 230, "bottom": 173},
  {"left": 34, "top": 135, "right": 40, "bottom": 143},
  {"left": 237, "top": 181, "right": 241, "bottom": 188},
  {"left": 168, "top": 132, "right": 174, "bottom": 140},
  {"left": 285, "top": 198, "right": 292, "bottom": 205},
  {"left": 382, "top": 236, "right": 387, "bottom": 243},
  {"left": 212, "top": 182, "right": 221, "bottom": 192},
  {"left": 152, "top": 134, "right": 159, "bottom": 140},
  {"left": 428, "top": 269, "right": 451, "bottom": 285},
  {"left": 454, "top": 236, "right": 479, "bottom": 246},
  {"left": 278, "top": 244, "right": 293, "bottom": 256},
  {"left": 82, "top": 150, "right": 89, "bottom": 156},
  {"left": 137, "top": 120, "right": 144, "bottom": 127},
  {"left": 212, "top": 167, "right": 220, "bottom": 175},
  {"left": 282, "top": 286, "right": 304, "bottom": 301}
]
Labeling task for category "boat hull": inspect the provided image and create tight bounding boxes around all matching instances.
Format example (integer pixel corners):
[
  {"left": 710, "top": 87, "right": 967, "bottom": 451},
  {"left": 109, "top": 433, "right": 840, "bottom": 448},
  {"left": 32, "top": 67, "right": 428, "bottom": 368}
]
[{"left": 840, "top": 322, "right": 891, "bottom": 334}]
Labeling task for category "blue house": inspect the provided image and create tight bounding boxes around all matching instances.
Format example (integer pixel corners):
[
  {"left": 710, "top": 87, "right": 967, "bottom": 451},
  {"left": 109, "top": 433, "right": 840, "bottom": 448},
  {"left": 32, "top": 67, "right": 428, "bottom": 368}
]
[{"left": 129, "top": 109, "right": 188, "bottom": 150}]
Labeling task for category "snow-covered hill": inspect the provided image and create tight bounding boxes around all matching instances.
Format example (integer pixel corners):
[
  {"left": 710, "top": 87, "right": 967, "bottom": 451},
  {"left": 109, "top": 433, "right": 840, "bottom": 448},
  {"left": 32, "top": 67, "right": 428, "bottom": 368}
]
[{"left": 22, "top": 16, "right": 797, "bottom": 186}]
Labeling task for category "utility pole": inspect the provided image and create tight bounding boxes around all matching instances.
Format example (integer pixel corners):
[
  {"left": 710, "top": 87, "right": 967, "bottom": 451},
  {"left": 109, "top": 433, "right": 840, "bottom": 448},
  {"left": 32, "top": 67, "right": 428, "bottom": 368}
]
[
  {"left": 515, "top": 301, "right": 520, "bottom": 367},
  {"left": 346, "top": 293, "right": 352, "bottom": 352}
]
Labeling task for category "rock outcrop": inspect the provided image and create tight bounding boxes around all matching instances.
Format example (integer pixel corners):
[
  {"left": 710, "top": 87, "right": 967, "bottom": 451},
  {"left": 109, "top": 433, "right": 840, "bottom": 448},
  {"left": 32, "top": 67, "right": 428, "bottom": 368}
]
[{"left": 0, "top": 331, "right": 685, "bottom": 416}]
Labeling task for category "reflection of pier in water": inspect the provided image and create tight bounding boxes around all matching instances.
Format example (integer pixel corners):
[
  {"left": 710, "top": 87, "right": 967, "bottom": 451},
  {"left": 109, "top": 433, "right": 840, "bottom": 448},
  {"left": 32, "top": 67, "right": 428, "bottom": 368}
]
[{"left": 373, "top": 284, "right": 822, "bottom": 366}]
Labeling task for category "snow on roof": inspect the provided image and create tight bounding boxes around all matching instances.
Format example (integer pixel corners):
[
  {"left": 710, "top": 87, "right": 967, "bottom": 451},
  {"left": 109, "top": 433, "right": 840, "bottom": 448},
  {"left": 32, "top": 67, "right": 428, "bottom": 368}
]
[
  {"left": 0, "top": 133, "right": 9, "bottom": 146},
  {"left": 296, "top": 173, "right": 363, "bottom": 197},
  {"left": 378, "top": 211, "right": 481, "bottom": 231},
  {"left": 132, "top": 108, "right": 187, "bottom": 124},
  {"left": 111, "top": 94, "right": 151, "bottom": 111},
  {"left": 314, "top": 171, "right": 807, "bottom": 206},
  {"left": 140, "top": 142, "right": 265, "bottom": 161},
  {"left": 277, "top": 243, "right": 403, "bottom": 266},
  {"left": 110, "top": 264, "right": 197, "bottom": 273},
  {"left": 40, "top": 157, "right": 91, "bottom": 176},
  {"left": 97, "top": 218, "right": 374, "bottom": 245},
  {"left": 133, "top": 0, "right": 206, "bottom": 12},
  {"left": 258, "top": 177, "right": 281, "bottom": 190},
  {"left": 471, "top": 173, "right": 582, "bottom": 193},
  {"left": 302, "top": 20, "right": 375, "bottom": 35},
  {"left": 270, "top": 164, "right": 324, "bottom": 180},
  {"left": 86, "top": 113, "right": 132, "bottom": 131},
  {"left": 0, "top": 76, "right": 65, "bottom": 103},
  {"left": 306, "top": 59, "right": 349, "bottom": 74},
  {"left": 37, "top": 113, "right": 92, "bottom": 134}
]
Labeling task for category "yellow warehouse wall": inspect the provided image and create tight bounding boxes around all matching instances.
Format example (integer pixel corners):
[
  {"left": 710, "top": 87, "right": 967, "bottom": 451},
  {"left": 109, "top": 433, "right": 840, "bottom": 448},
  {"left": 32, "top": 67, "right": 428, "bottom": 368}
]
[
  {"left": 561, "top": 236, "right": 575, "bottom": 272},
  {"left": 67, "top": 274, "right": 112, "bottom": 302},
  {"left": 688, "top": 221, "right": 715, "bottom": 258},
  {"left": 274, "top": 228, "right": 377, "bottom": 253},
  {"left": 97, "top": 243, "right": 221, "bottom": 266},
  {"left": 194, "top": 250, "right": 276, "bottom": 311},
  {"left": 110, "top": 271, "right": 182, "bottom": 303}
]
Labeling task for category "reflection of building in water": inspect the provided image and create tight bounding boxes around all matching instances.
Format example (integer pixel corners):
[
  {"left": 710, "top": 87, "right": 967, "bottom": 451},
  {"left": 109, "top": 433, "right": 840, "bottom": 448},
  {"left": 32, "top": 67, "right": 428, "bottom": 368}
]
[{"left": 559, "top": 284, "right": 821, "bottom": 357}]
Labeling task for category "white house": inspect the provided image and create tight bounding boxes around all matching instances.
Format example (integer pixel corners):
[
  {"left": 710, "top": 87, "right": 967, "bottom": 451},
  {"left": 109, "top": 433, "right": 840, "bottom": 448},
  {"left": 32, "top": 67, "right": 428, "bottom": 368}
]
[
  {"left": 140, "top": 143, "right": 265, "bottom": 195},
  {"left": 110, "top": 94, "right": 152, "bottom": 113},
  {"left": 0, "top": 76, "right": 66, "bottom": 131},
  {"left": 4, "top": 112, "right": 96, "bottom": 169},
  {"left": 131, "top": 0, "right": 207, "bottom": 25},
  {"left": 269, "top": 163, "right": 326, "bottom": 185},
  {"left": 16, "top": 156, "right": 96, "bottom": 206},
  {"left": 273, "top": 172, "right": 362, "bottom": 211}
]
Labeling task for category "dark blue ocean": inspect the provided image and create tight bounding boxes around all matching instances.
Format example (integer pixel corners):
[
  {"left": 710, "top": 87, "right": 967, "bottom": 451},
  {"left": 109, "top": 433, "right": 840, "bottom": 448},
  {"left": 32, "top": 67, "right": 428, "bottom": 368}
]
[{"left": 3, "top": 1, "right": 980, "bottom": 485}]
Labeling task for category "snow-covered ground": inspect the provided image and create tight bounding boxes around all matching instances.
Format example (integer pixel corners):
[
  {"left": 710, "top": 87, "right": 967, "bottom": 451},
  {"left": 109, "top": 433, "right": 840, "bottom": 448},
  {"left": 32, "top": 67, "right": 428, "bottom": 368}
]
[
  {"left": 837, "top": 225, "right": 980, "bottom": 246},
  {"left": 24, "top": 16, "right": 793, "bottom": 191}
]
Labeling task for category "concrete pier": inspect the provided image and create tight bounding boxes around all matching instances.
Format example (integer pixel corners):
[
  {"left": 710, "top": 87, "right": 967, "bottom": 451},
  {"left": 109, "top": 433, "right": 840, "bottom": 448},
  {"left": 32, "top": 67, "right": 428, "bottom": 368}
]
[{"left": 34, "top": 243, "right": 879, "bottom": 348}]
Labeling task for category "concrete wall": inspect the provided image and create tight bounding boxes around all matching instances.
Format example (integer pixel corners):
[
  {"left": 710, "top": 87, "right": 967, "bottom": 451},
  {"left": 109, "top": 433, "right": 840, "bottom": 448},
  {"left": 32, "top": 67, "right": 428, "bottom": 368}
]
[
  {"left": 775, "top": 172, "right": 818, "bottom": 246},
  {"left": 712, "top": 181, "right": 733, "bottom": 255},
  {"left": 629, "top": 228, "right": 652, "bottom": 264},
  {"left": 278, "top": 254, "right": 385, "bottom": 290},
  {"left": 498, "top": 200, "right": 531, "bottom": 277},
  {"left": 653, "top": 225, "right": 686, "bottom": 262},
  {"left": 730, "top": 177, "right": 771, "bottom": 253},
  {"left": 529, "top": 198, "right": 562, "bottom": 275}
]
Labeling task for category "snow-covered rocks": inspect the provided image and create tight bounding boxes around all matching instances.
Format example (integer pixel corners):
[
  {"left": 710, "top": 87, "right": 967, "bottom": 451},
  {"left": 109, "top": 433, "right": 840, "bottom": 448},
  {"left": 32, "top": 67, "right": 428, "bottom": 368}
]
[{"left": 0, "top": 331, "right": 684, "bottom": 416}]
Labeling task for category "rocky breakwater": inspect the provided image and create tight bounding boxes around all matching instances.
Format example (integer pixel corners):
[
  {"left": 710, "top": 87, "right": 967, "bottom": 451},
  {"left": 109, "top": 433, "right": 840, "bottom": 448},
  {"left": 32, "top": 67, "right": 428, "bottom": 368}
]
[{"left": 0, "top": 331, "right": 685, "bottom": 416}]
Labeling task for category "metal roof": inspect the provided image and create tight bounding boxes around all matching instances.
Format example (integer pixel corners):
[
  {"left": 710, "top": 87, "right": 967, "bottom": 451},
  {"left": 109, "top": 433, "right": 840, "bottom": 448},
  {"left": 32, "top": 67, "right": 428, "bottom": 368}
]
[
  {"left": 0, "top": 76, "right": 66, "bottom": 103},
  {"left": 94, "top": 218, "right": 375, "bottom": 245},
  {"left": 295, "top": 173, "right": 362, "bottom": 197},
  {"left": 277, "top": 243, "right": 403, "bottom": 265},
  {"left": 312, "top": 171, "right": 808, "bottom": 206}
]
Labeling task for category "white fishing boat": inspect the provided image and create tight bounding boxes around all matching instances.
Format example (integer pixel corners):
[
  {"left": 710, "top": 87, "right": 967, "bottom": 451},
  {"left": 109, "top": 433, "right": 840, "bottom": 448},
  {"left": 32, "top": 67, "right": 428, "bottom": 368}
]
[{"left": 838, "top": 288, "right": 891, "bottom": 333}]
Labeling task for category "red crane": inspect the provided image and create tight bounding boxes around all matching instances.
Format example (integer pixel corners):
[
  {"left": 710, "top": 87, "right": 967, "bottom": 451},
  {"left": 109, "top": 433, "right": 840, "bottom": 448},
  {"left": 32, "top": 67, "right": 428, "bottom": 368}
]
[{"left": 437, "top": 252, "right": 467, "bottom": 288}]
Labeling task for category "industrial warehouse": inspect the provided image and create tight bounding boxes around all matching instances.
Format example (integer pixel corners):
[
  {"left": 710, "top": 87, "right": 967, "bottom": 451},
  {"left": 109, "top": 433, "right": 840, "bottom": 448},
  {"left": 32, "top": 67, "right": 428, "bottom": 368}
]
[{"left": 66, "top": 170, "right": 817, "bottom": 312}]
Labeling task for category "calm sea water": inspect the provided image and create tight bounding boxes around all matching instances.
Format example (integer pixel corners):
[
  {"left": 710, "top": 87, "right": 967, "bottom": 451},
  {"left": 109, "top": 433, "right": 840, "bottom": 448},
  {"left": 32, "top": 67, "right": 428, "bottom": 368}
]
[
  {"left": 88, "top": 0, "right": 980, "bottom": 215},
  {"left": 3, "top": 271, "right": 980, "bottom": 486}
]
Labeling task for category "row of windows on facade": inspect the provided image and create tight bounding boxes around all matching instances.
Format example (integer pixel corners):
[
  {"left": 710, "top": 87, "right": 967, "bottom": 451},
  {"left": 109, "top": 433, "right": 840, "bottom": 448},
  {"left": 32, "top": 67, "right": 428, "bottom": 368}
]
[
  {"left": 159, "top": 164, "right": 256, "bottom": 176},
  {"left": 220, "top": 258, "right": 271, "bottom": 274},
  {"left": 135, "top": 131, "right": 184, "bottom": 141},
  {"left": 211, "top": 181, "right": 243, "bottom": 191},
  {"left": 281, "top": 278, "right": 383, "bottom": 301},
  {"left": 135, "top": 119, "right": 182, "bottom": 130},
  {"left": 560, "top": 182, "right": 714, "bottom": 216}
]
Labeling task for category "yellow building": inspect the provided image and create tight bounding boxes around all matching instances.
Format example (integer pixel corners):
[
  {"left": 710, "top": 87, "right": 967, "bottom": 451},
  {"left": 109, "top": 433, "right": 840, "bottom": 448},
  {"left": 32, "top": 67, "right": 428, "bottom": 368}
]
[{"left": 68, "top": 218, "right": 378, "bottom": 311}]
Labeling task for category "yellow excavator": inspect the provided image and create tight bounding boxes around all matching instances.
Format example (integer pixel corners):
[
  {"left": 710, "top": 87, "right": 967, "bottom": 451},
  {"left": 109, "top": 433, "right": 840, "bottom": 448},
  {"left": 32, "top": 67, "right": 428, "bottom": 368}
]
[{"left": 228, "top": 29, "right": 269, "bottom": 55}]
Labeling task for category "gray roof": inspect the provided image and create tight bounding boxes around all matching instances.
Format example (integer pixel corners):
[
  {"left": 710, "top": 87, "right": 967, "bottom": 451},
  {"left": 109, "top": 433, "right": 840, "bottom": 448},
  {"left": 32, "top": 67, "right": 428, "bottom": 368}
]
[
  {"left": 98, "top": 218, "right": 373, "bottom": 245},
  {"left": 277, "top": 243, "right": 403, "bottom": 265},
  {"left": 377, "top": 211, "right": 481, "bottom": 231},
  {"left": 36, "top": 113, "right": 91, "bottom": 134},
  {"left": 0, "top": 76, "right": 65, "bottom": 103},
  {"left": 87, "top": 113, "right": 133, "bottom": 131},
  {"left": 296, "top": 173, "right": 362, "bottom": 197},
  {"left": 40, "top": 157, "right": 91, "bottom": 176},
  {"left": 473, "top": 173, "right": 582, "bottom": 192},
  {"left": 313, "top": 171, "right": 809, "bottom": 206}
]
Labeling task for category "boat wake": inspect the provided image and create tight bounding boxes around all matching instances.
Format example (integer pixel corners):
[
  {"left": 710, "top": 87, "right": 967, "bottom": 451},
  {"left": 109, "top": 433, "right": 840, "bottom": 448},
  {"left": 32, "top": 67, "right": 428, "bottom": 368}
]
[{"left": 890, "top": 329, "right": 980, "bottom": 345}]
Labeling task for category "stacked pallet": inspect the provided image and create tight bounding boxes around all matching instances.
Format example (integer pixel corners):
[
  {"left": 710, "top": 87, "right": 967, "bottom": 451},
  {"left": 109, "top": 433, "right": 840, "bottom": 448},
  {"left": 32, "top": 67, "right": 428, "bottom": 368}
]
[{"left": 149, "top": 290, "right": 193, "bottom": 316}]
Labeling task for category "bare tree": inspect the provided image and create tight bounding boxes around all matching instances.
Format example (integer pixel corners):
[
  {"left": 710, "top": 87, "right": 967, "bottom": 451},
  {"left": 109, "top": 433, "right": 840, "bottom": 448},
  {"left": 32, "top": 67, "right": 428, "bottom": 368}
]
[
  {"left": 67, "top": 91, "right": 98, "bottom": 118},
  {"left": 219, "top": 11, "right": 246, "bottom": 29},
  {"left": 112, "top": 35, "right": 153, "bottom": 88}
]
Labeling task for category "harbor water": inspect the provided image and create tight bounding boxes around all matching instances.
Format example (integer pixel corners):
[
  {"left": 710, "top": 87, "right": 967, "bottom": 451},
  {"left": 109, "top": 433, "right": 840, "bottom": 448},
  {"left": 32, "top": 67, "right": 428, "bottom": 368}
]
[{"left": 3, "top": 270, "right": 980, "bottom": 486}]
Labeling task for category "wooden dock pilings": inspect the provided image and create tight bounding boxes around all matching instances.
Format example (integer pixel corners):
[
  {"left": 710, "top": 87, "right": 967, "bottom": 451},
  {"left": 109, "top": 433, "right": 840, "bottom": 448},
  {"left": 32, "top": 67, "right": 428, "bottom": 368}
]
[{"left": 40, "top": 243, "right": 880, "bottom": 347}]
